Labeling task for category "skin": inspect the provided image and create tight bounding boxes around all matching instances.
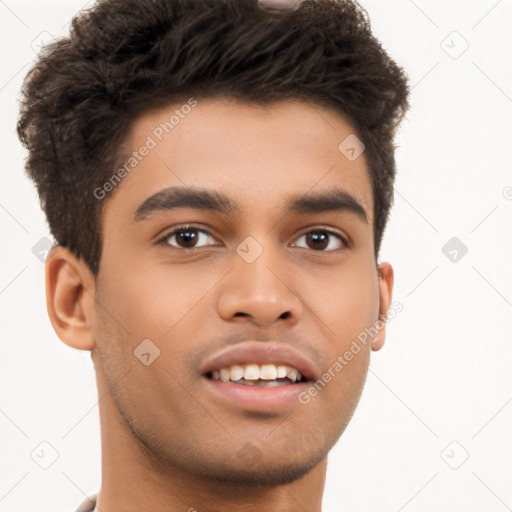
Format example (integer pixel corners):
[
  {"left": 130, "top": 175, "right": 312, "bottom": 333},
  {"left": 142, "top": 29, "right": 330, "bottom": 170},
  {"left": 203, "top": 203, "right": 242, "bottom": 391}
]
[{"left": 46, "top": 97, "right": 393, "bottom": 512}]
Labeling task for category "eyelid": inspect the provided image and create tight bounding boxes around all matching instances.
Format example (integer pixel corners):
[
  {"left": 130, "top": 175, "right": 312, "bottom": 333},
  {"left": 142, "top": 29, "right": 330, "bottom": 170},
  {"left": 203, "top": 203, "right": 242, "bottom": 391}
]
[{"left": 156, "top": 224, "right": 351, "bottom": 250}]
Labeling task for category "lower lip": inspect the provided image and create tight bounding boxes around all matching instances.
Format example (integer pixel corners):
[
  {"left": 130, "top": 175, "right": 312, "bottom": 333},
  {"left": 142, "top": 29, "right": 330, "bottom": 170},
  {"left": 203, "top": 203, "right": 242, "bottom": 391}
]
[{"left": 203, "top": 377, "right": 310, "bottom": 412}]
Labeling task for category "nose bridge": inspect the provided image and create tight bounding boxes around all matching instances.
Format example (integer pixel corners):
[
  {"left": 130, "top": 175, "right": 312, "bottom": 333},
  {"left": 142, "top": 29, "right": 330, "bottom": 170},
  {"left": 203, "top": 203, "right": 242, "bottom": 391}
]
[
  {"left": 216, "top": 234, "right": 303, "bottom": 326},
  {"left": 236, "top": 236, "right": 285, "bottom": 293}
]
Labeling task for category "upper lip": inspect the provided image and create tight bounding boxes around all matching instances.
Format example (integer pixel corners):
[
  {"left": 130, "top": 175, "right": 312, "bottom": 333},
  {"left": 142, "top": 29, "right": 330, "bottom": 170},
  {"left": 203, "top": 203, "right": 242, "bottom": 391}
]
[{"left": 200, "top": 341, "right": 319, "bottom": 381}]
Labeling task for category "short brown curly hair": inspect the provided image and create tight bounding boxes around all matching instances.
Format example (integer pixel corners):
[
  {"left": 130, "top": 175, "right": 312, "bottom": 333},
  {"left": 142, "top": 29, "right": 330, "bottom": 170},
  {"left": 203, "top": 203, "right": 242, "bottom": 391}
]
[{"left": 17, "top": 0, "right": 410, "bottom": 276}]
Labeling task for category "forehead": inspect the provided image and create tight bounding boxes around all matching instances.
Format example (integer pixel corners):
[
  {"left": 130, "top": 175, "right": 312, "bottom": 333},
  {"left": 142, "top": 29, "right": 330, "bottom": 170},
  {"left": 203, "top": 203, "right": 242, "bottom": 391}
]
[{"left": 103, "top": 97, "right": 373, "bottom": 227}]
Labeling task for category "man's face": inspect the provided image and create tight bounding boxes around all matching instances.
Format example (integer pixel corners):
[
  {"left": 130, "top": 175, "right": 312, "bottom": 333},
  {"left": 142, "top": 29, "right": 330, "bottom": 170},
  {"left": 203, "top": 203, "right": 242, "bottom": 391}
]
[{"left": 92, "top": 97, "right": 384, "bottom": 485}]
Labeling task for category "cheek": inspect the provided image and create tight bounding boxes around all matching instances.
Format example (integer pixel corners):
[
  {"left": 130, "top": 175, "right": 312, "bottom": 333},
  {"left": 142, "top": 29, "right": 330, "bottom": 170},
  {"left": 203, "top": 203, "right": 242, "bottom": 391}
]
[
  {"left": 303, "top": 263, "right": 379, "bottom": 345},
  {"left": 100, "top": 255, "right": 214, "bottom": 339},
  {"left": 304, "top": 265, "right": 377, "bottom": 415}
]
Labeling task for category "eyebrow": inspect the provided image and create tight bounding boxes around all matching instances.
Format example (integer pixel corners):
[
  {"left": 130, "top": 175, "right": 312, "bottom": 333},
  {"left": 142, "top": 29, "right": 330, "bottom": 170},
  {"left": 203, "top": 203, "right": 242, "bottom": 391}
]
[{"left": 133, "top": 185, "right": 369, "bottom": 224}]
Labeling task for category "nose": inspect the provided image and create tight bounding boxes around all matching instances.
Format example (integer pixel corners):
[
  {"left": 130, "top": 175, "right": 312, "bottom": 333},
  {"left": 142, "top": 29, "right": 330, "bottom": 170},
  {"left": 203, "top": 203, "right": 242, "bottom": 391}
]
[{"left": 216, "top": 241, "right": 304, "bottom": 328}]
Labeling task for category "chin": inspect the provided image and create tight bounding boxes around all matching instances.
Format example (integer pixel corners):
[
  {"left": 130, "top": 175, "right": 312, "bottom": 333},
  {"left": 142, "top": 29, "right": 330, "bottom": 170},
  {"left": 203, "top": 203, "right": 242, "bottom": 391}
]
[{"left": 196, "top": 452, "right": 325, "bottom": 487}]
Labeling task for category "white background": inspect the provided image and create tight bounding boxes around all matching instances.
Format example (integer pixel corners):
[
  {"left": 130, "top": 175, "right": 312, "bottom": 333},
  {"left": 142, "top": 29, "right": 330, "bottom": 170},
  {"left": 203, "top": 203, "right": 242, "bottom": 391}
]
[{"left": 1, "top": 1, "right": 511, "bottom": 511}]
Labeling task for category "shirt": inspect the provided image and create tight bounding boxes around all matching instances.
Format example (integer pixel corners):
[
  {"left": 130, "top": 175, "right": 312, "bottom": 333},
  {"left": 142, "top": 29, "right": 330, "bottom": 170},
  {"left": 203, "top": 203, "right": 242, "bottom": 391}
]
[{"left": 75, "top": 495, "right": 97, "bottom": 512}]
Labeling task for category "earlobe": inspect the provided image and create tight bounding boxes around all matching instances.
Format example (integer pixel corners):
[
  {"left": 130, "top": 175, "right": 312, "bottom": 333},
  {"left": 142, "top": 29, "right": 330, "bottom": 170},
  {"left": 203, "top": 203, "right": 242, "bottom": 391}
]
[
  {"left": 372, "top": 262, "right": 394, "bottom": 352},
  {"left": 45, "top": 245, "right": 97, "bottom": 351}
]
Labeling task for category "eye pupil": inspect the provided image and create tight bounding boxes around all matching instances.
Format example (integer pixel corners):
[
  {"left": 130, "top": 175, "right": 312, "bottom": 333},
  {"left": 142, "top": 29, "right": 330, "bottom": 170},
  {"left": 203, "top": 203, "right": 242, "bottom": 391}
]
[
  {"left": 177, "top": 229, "right": 198, "bottom": 247},
  {"left": 306, "top": 231, "right": 329, "bottom": 250}
]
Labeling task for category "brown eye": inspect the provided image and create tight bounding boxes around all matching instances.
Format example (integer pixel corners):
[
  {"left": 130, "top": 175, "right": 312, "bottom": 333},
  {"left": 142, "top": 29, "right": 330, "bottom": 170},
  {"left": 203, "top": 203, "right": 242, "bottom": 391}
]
[
  {"left": 174, "top": 228, "right": 199, "bottom": 248},
  {"left": 160, "top": 227, "right": 217, "bottom": 249},
  {"left": 292, "top": 229, "right": 348, "bottom": 251}
]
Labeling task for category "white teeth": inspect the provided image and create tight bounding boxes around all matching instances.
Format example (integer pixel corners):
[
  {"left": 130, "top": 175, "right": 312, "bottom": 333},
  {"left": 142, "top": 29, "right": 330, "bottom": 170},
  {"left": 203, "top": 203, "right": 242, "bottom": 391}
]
[
  {"left": 259, "top": 364, "right": 277, "bottom": 380},
  {"left": 230, "top": 365, "right": 244, "bottom": 381},
  {"left": 276, "top": 365, "right": 287, "bottom": 378},
  {"left": 220, "top": 367, "right": 230, "bottom": 382},
  {"left": 244, "top": 364, "right": 260, "bottom": 380},
  {"left": 209, "top": 363, "right": 303, "bottom": 383},
  {"left": 286, "top": 367, "right": 299, "bottom": 382}
]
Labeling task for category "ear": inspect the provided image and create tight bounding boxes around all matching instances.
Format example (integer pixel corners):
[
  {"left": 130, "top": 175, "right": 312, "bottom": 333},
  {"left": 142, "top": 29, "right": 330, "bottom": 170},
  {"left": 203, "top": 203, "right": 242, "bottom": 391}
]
[
  {"left": 372, "top": 261, "right": 394, "bottom": 351},
  {"left": 45, "top": 245, "right": 97, "bottom": 351}
]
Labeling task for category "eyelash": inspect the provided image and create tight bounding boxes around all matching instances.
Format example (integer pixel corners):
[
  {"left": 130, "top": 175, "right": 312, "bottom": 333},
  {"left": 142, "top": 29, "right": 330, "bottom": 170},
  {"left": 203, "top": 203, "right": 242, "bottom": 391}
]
[{"left": 156, "top": 224, "right": 350, "bottom": 252}]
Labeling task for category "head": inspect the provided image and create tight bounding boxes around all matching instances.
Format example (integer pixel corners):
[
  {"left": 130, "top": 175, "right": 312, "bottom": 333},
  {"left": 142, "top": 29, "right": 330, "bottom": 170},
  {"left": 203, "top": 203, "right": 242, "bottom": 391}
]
[{"left": 18, "top": 0, "right": 409, "bottom": 490}]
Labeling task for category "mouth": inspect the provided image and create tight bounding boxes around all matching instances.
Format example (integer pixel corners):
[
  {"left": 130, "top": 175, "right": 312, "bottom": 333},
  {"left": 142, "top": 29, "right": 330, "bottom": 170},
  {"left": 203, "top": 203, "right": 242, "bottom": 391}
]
[{"left": 200, "top": 341, "right": 318, "bottom": 411}]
